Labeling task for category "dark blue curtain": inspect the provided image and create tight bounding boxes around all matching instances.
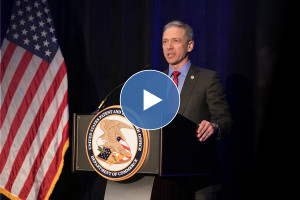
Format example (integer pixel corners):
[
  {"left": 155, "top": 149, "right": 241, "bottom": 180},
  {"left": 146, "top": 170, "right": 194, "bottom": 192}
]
[{"left": 1, "top": 0, "right": 291, "bottom": 199}]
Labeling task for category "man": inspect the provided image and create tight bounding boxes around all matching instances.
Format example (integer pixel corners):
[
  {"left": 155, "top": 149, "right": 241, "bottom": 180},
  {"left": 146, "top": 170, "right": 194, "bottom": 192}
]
[
  {"left": 163, "top": 20, "right": 232, "bottom": 141},
  {"left": 153, "top": 21, "right": 232, "bottom": 200}
]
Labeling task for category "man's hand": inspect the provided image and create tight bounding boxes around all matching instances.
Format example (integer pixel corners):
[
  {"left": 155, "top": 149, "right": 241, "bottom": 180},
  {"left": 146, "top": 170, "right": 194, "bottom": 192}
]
[{"left": 196, "top": 120, "right": 218, "bottom": 142}]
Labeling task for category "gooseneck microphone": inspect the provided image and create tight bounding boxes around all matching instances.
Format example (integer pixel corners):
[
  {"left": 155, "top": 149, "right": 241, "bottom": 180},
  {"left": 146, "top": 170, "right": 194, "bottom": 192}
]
[
  {"left": 97, "top": 82, "right": 124, "bottom": 112},
  {"left": 97, "top": 64, "right": 152, "bottom": 112}
]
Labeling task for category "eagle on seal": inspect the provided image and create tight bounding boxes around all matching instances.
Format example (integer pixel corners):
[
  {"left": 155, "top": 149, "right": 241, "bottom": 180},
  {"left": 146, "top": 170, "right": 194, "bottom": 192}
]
[{"left": 97, "top": 119, "right": 133, "bottom": 165}]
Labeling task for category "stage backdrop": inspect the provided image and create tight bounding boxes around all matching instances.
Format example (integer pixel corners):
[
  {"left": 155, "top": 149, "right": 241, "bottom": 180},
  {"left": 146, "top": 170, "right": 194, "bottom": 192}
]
[{"left": 1, "top": 0, "right": 290, "bottom": 200}]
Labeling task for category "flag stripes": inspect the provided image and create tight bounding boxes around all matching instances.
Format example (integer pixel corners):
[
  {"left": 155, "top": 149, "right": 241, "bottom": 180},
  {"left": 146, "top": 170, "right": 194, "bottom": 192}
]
[
  {"left": 0, "top": 38, "right": 11, "bottom": 62},
  {"left": 0, "top": 42, "right": 17, "bottom": 84},
  {"left": 0, "top": 45, "right": 24, "bottom": 108},
  {"left": 0, "top": 51, "right": 34, "bottom": 136},
  {"left": 19, "top": 99, "right": 68, "bottom": 199},
  {"left": 3, "top": 61, "right": 67, "bottom": 192},
  {"left": 38, "top": 122, "right": 69, "bottom": 200},
  {"left": 0, "top": 42, "right": 68, "bottom": 200}
]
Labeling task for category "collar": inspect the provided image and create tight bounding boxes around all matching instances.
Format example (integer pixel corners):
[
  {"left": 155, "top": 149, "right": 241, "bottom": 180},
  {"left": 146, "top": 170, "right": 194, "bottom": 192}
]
[{"left": 168, "top": 60, "right": 191, "bottom": 77}]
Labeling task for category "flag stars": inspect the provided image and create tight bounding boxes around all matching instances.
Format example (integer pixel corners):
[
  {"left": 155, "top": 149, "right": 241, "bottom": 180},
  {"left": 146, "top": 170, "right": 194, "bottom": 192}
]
[
  {"left": 34, "top": 2, "right": 40, "bottom": 8},
  {"left": 6, "top": 1, "right": 59, "bottom": 61},
  {"left": 34, "top": 44, "right": 41, "bottom": 50},
  {"left": 45, "top": 50, "right": 51, "bottom": 56},
  {"left": 23, "top": 38, "right": 30, "bottom": 45},
  {"left": 17, "top": 10, "right": 24, "bottom": 16},
  {"left": 16, "top": 0, "right": 21, "bottom": 6},
  {"left": 49, "top": 27, "right": 55, "bottom": 33},
  {"left": 36, "top": 11, "right": 42, "bottom": 18},
  {"left": 30, "top": 24, "right": 37, "bottom": 31},
  {"left": 22, "top": 29, "right": 28, "bottom": 35},
  {"left": 46, "top": 17, "right": 52, "bottom": 23},
  {"left": 32, "top": 34, "right": 39, "bottom": 41},
  {"left": 43, "top": 40, "right": 49, "bottom": 47},
  {"left": 11, "top": 14, "right": 16, "bottom": 20},
  {"left": 52, "top": 37, "right": 57, "bottom": 43},
  {"left": 41, "top": 30, "right": 47, "bottom": 37},
  {"left": 13, "top": 33, "right": 19, "bottom": 39},
  {"left": 28, "top": 15, "right": 34, "bottom": 22},
  {"left": 11, "top": 23, "right": 17, "bottom": 30},
  {"left": 44, "top": 8, "right": 50, "bottom": 14},
  {"left": 19, "top": 19, "right": 26, "bottom": 26},
  {"left": 39, "top": 21, "right": 45, "bottom": 27},
  {"left": 26, "top": 5, "right": 32, "bottom": 12}
]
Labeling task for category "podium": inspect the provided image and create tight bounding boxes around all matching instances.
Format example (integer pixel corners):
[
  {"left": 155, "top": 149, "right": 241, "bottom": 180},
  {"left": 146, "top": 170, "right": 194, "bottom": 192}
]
[{"left": 72, "top": 113, "right": 216, "bottom": 199}]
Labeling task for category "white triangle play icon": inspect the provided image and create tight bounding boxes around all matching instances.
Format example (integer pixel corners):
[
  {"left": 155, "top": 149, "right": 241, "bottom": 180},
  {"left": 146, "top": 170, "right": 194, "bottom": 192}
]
[{"left": 143, "top": 90, "right": 162, "bottom": 111}]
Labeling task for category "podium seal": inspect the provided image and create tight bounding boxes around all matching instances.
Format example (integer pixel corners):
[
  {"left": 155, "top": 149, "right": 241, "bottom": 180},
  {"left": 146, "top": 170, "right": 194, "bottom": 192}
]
[{"left": 86, "top": 105, "right": 149, "bottom": 181}]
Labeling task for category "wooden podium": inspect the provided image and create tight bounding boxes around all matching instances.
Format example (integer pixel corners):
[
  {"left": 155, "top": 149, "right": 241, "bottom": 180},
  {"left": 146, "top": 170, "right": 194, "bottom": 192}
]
[{"left": 72, "top": 113, "right": 216, "bottom": 199}]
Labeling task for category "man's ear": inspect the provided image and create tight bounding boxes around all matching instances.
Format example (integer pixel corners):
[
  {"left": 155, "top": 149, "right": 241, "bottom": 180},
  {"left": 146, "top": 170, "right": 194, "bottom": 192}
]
[{"left": 187, "top": 40, "right": 194, "bottom": 52}]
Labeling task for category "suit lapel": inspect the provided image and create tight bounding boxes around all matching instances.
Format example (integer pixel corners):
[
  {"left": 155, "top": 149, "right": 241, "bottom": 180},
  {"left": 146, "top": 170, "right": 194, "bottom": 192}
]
[
  {"left": 178, "top": 64, "right": 199, "bottom": 115},
  {"left": 163, "top": 65, "right": 199, "bottom": 115}
]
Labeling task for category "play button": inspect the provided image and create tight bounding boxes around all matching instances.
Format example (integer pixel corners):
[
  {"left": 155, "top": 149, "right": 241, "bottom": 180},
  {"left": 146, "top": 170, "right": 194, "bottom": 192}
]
[
  {"left": 143, "top": 90, "right": 162, "bottom": 111},
  {"left": 120, "top": 70, "right": 180, "bottom": 130}
]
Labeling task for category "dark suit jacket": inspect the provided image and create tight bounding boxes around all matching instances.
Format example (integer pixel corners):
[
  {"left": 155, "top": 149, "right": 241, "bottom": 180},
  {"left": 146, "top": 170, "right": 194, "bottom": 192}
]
[
  {"left": 153, "top": 64, "right": 233, "bottom": 199},
  {"left": 165, "top": 64, "right": 232, "bottom": 139}
]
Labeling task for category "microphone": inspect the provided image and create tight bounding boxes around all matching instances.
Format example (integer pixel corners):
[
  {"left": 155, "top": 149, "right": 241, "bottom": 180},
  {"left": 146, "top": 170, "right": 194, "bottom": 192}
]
[
  {"left": 142, "top": 64, "right": 152, "bottom": 70},
  {"left": 97, "top": 64, "right": 152, "bottom": 112}
]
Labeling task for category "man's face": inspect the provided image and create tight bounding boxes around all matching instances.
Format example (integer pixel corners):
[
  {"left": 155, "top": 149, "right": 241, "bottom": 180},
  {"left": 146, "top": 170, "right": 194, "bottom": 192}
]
[{"left": 162, "top": 27, "right": 194, "bottom": 69}]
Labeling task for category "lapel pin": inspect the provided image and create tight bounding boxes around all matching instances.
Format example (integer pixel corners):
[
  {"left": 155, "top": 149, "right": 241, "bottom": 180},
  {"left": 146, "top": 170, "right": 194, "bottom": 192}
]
[{"left": 191, "top": 75, "right": 194, "bottom": 80}]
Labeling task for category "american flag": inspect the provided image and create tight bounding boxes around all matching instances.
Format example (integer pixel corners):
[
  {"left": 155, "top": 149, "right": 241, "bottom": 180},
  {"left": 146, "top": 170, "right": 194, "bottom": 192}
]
[{"left": 0, "top": 0, "right": 69, "bottom": 199}]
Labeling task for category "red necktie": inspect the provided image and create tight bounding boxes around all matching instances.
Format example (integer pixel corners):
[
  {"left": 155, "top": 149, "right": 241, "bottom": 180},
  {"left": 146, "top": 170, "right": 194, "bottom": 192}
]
[{"left": 172, "top": 71, "right": 181, "bottom": 87}]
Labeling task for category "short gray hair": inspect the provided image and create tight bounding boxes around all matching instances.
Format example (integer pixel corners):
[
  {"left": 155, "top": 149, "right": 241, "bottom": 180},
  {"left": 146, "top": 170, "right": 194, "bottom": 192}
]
[{"left": 163, "top": 20, "right": 194, "bottom": 42}]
